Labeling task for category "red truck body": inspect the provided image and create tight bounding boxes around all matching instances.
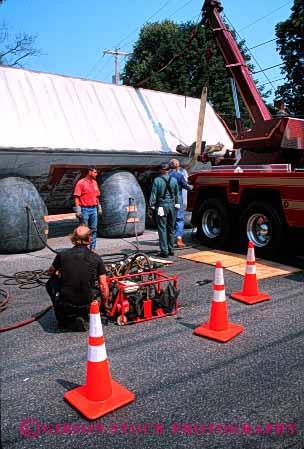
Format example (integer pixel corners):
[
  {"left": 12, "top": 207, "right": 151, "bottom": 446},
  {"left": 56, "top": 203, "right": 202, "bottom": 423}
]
[
  {"left": 188, "top": 165, "right": 304, "bottom": 256},
  {"left": 188, "top": 1, "right": 304, "bottom": 257},
  {"left": 189, "top": 168, "right": 304, "bottom": 228}
]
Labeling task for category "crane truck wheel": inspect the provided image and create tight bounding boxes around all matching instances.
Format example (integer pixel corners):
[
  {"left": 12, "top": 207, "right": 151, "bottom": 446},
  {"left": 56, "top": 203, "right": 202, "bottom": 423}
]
[
  {"left": 196, "top": 198, "right": 231, "bottom": 248},
  {"left": 240, "top": 201, "right": 284, "bottom": 258}
]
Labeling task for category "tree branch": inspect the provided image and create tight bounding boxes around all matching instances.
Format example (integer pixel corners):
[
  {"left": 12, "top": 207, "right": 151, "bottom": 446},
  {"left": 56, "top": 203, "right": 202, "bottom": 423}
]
[
  {"left": 11, "top": 51, "right": 33, "bottom": 66},
  {"left": 0, "top": 41, "right": 21, "bottom": 58},
  {"left": 0, "top": 27, "right": 41, "bottom": 66}
]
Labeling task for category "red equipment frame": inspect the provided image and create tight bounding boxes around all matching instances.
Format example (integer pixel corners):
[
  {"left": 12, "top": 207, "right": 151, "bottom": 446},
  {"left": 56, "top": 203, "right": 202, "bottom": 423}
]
[{"left": 105, "top": 270, "right": 179, "bottom": 325}]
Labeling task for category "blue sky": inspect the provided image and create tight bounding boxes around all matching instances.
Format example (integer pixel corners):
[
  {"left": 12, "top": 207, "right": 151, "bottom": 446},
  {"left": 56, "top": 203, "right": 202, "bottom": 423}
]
[{"left": 1, "top": 0, "right": 293, "bottom": 101}]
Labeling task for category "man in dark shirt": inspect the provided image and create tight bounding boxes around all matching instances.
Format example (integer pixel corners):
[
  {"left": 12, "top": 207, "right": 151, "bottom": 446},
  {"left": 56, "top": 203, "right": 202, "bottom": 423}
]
[{"left": 46, "top": 225, "right": 109, "bottom": 331}]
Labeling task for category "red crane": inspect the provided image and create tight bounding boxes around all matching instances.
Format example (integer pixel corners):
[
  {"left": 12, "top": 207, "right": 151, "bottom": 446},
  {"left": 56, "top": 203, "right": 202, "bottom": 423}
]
[
  {"left": 187, "top": 1, "right": 304, "bottom": 258},
  {"left": 202, "top": 0, "right": 304, "bottom": 166}
]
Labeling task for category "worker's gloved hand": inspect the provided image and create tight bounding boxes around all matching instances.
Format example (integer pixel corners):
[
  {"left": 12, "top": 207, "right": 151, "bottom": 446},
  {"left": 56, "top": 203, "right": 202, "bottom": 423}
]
[
  {"left": 97, "top": 204, "right": 103, "bottom": 216},
  {"left": 73, "top": 205, "right": 82, "bottom": 219},
  {"left": 147, "top": 207, "right": 154, "bottom": 221},
  {"left": 175, "top": 204, "right": 181, "bottom": 209}
]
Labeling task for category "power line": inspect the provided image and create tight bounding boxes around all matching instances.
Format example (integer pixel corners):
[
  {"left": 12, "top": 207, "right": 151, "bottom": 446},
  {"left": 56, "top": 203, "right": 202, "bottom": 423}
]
[
  {"left": 238, "top": 0, "right": 292, "bottom": 32},
  {"left": 249, "top": 38, "right": 276, "bottom": 50},
  {"left": 86, "top": 0, "right": 175, "bottom": 80},
  {"left": 124, "top": 5, "right": 201, "bottom": 50},
  {"left": 223, "top": 13, "right": 277, "bottom": 91},
  {"left": 112, "top": 0, "right": 200, "bottom": 83},
  {"left": 86, "top": 51, "right": 119, "bottom": 79},
  {"left": 253, "top": 63, "right": 283, "bottom": 74},
  {"left": 191, "top": 10, "right": 203, "bottom": 24},
  {"left": 91, "top": 57, "right": 113, "bottom": 79},
  {"left": 115, "top": 0, "right": 174, "bottom": 49},
  {"left": 103, "top": 69, "right": 115, "bottom": 83},
  {"left": 167, "top": 0, "right": 196, "bottom": 19},
  {"left": 87, "top": 0, "right": 287, "bottom": 82},
  {"left": 119, "top": 0, "right": 197, "bottom": 50},
  {"left": 259, "top": 77, "right": 285, "bottom": 86},
  {"left": 86, "top": 55, "right": 104, "bottom": 78}
]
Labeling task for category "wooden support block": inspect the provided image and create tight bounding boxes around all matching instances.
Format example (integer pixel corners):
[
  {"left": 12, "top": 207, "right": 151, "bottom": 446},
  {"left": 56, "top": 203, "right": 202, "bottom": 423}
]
[
  {"left": 180, "top": 250, "right": 301, "bottom": 278},
  {"left": 44, "top": 213, "right": 77, "bottom": 222}
]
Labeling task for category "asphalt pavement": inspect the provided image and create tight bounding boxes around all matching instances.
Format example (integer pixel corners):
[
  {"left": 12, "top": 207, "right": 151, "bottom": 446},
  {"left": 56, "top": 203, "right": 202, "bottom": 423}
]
[{"left": 1, "top": 225, "right": 304, "bottom": 449}]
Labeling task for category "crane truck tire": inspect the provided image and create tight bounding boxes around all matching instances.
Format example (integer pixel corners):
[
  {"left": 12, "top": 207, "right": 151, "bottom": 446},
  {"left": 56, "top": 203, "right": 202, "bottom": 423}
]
[
  {"left": 240, "top": 200, "right": 284, "bottom": 258},
  {"left": 0, "top": 177, "right": 48, "bottom": 254},
  {"left": 196, "top": 198, "right": 231, "bottom": 248},
  {"left": 98, "top": 170, "right": 145, "bottom": 238}
]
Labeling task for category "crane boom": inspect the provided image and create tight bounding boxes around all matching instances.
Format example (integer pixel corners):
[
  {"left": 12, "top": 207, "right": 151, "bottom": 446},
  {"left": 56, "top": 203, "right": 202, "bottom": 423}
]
[
  {"left": 201, "top": 0, "right": 303, "bottom": 166},
  {"left": 202, "top": 0, "right": 272, "bottom": 124}
]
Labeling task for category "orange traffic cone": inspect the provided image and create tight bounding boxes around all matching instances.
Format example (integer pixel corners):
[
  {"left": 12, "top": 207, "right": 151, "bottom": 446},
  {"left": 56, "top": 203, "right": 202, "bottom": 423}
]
[
  {"left": 194, "top": 261, "right": 244, "bottom": 342},
  {"left": 64, "top": 301, "right": 134, "bottom": 420},
  {"left": 230, "top": 241, "right": 271, "bottom": 305}
]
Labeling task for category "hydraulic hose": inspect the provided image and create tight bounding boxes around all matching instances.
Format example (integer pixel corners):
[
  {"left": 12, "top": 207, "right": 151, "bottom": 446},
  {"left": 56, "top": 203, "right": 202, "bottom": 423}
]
[
  {"left": 0, "top": 288, "right": 9, "bottom": 312},
  {"left": 0, "top": 305, "right": 52, "bottom": 333},
  {"left": 0, "top": 269, "right": 53, "bottom": 332},
  {"left": 26, "top": 206, "right": 59, "bottom": 254},
  {"left": 27, "top": 205, "right": 131, "bottom": 261},
  {"left": 125, "top": 252, "right": 152, "bottom": 275}
]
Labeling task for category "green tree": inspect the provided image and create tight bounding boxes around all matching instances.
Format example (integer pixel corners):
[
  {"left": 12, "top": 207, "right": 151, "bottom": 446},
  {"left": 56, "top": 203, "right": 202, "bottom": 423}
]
[
  {"left": 275, "top": 0, "right": 304, "bottom": 116},
  {"left": 122, "top": 20, "right": 266, "bottom": 130}
]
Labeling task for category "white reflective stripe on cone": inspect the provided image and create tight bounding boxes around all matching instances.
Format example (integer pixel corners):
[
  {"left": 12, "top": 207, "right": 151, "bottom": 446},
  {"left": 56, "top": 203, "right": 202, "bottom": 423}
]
[
  {"left": 89, "top": 314, "right": 103, "bottom": 337},
  {"left": 247, "top": 248, "right": 255, "bottom": 262},
  {"left": 214, "top": 269, "right": 224, "bottom": 286},
  {"left": 246, "top": 264, "right": 256, "bottom": 275},
  {"left": 213, "top": 289, "right": 226, "bottom": 302},
  {"left": 88, "top": 344, "right": 107, "bottom": 362}
]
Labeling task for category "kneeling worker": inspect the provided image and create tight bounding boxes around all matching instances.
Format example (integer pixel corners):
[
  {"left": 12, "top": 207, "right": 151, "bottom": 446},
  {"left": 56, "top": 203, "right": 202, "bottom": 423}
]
[{"left": 46, "top": 225, "right": 109, "bottom": 331}]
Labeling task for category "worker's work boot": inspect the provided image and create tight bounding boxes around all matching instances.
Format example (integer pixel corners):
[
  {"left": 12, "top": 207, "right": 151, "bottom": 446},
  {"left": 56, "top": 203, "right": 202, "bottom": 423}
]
[
  {"left": 176, "top": 237, "right": 185, "bottom": 248},
  {"left": 74, "top": 316, "right": 89, "bottom": 332}
]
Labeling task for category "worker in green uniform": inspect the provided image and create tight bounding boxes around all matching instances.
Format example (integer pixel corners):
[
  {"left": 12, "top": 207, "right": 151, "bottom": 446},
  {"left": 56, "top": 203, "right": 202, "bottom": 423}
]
[{"left": 149, "top": 162, "right": 180, "bottom": 258}]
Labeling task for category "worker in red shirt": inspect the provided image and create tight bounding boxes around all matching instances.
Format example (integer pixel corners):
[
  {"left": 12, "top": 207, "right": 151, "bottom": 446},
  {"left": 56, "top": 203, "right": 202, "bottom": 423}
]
[{"left": 73, "top": 166, "right": 102, "bottom": 250}]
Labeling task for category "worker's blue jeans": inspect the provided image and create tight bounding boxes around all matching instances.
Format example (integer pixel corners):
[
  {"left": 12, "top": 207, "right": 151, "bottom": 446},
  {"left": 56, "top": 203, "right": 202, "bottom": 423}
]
[
  {"left": 175, "top": 206, "right": 184, "bottom": 238},
  {"left": 80, "top": 206, "right": 98, "bottom": 249}
]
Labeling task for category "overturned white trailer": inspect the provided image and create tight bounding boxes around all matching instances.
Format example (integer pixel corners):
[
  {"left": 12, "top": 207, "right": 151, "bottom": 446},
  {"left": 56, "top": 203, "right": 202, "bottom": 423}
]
[{"left": 0, "top": 65, "right": 233, "bottom": 252}]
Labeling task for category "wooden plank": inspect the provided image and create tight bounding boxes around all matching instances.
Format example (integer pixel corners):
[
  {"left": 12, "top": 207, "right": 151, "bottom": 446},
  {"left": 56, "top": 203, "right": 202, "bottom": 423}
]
[
  {"left": 227, "top": 261, "right": 301, "bottom": 279},
  {"left": 180, "top": 251, "right": 247, "bottom": 267},
  {"left": 149, "top": 257, "right": 173, "bottom": 265},
  {"left": 180, "top": 250, "right": 301, "bottom": 278},
  {"left": 187, "top": 85, "right": 208, "bottom": 171},
  {"left": 44, "top": 213, "right": 77, "bottom": 222}
]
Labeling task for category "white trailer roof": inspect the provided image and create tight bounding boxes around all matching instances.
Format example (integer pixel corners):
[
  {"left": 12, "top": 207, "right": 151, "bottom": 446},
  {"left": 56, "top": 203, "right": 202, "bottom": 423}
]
[{"left": 0, "top": 65, "right": 232, "bottom": 153}]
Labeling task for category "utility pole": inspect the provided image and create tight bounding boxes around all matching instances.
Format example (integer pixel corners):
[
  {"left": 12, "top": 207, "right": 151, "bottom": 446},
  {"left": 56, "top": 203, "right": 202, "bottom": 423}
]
[{"left": 103, "top": 49, "right": 130, "bottom": 84}]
